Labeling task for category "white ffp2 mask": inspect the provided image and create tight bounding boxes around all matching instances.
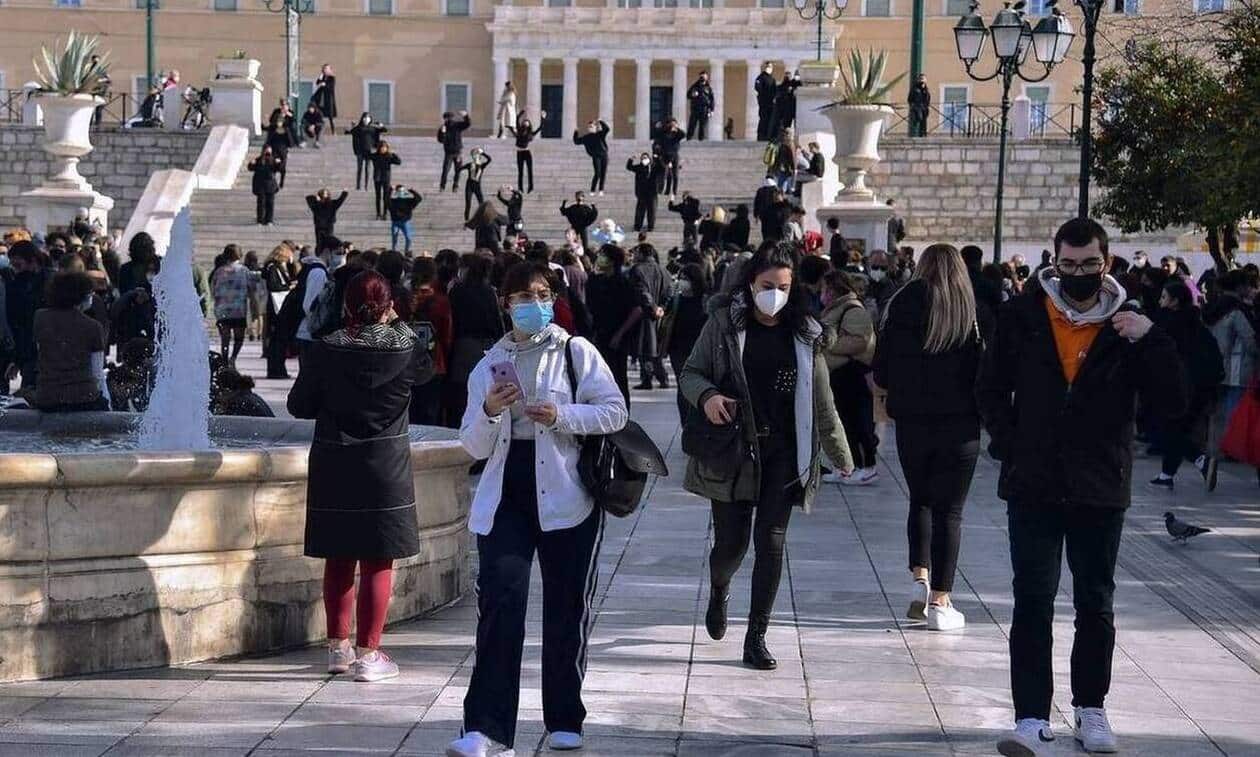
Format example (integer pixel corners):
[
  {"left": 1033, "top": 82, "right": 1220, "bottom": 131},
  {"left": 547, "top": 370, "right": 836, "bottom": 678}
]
[{"left": 752, "top": 287, "right": 789, "bottom": 317}]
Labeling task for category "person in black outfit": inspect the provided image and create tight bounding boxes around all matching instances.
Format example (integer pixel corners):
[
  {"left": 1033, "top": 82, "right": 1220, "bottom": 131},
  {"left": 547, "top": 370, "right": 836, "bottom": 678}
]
[
  {"left": 626, "top": 152, "right": 657, "bottom": 232},
  {"left": 264, "top": 102, "right": 297, "bottom": 189},
  {"left": 456, "top": 147, "right": 492, "bottom": 220},
  {"left": 759, "top": 188, "right": 792, "bottom": 243},
  {"left": 368, "top": 141, "right": 402, "bottom": 220},
  {"left": 248, "top": 146, "right": 283, "bottom": 225},
  {"left": 301, "top": 103, "right": 325, "bottom": 147},
  {"left": 908, "top": 73, "right": 931, "bottom": 138},
  {"left": 438, "top": 110, "right": 472, "bottom": 192},
  {"left": 629, "top": 243, "right": 671, "bottom": 390},
  {"left": 666, "top": 263, "right": 709, "bottom": 421},
  {"left": 466, "top": 201, "right": 506, "bottom": 253},
  {"left": 263, "top": 244, "right": 296, "bottom": 379},
  {"left": 976, "top": 218, "right": 1186, "bottom": 756},
  {"left": 496, "top": 186, "right": 524, "bottom": 236},
  {"left": 505, "top": 111, "right": 545, "bottom": 193},
  {"left": 310, "top": 64, "right": 337, "bottom": 131},
  {"left": 769, "top": 70, "right": 801, "bottom": 137},
  {"left": 306, "top": 188, "right": 348, "bottom": 254},
  {"left": 873, "top": 244, "right": 984, "bottom": 631},
  {"left": 560, "top": 192, "right": 598, "bottom": 251},
  {"left": 686, "top": 72, "right": 715, "bottom": 141},
  {"left": 4, "top": 242, "right": 50, "bottom": 389},
  {"left": 651, "top": 118, "right": 685, "bottom": 197},
  {"left": 723, "top": 204, "right": 751, "bottom": 249},
  {"left": 586, "top": 244, "right": 641, "bottom": 406},
  {"left": 573, "top": 119, "right": 610, "bottom": 194},
  {"left": 753, "top": 62, "right": 777, "bottom": 141},
  {"left": 346, "top": 113, "right": 388, "bottom": 190},
  {"left": 388, "top": 186, "right": 423, "bottom": 254},
  {"left": 445, "top": 254, "right": 504, "bottom": 425},
  {"left": 960, "top": 244, "right": 1002, "bottom": 333},
  {"left": 668, "top": 192, "right": 702, "bottom": 248}
]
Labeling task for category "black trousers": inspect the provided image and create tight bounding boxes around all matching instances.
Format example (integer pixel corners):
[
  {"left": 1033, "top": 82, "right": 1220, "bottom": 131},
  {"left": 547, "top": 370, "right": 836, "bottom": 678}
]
[
  {"left": 830, "top": 363, "right": 878, "bottom": 469},
  {"left": 687, "top": 112, "right": 709, "bottom": 141},
  {"left": 633, "top": 195, "right": 656, "bottom": 231},
  {"left": 409, "top": 377, "right": 444, "bottom": 425},
  {"left": 464, "top": 441, "right": 604, "bottom": 748},
  {"left": 597, "top": 343, "right": 630, "bottom": 409},
  {"left": 441, "top": 152, "right": 463, "bottom": 191},
  {"left": 1008, "top": 502, "right": 1124, "bottom": 721},
  {"left": 661, "top": 157, "right": 680, "bottom": 196},
  {"left": 682, "top": 221, "right": 698, "bottom": 248},
  {"left": 265, "top": 328, "right": 289, "bottom": 378},
  {"left": 589, "top": 155, "right": 607, "bottom": 192},
  {"left": 710, "top": 438, "right": 798, "bottom": 624},
  {"left": 638, "top": 356, "right": 668, "bottom": 386},
  {"left": 1155, "top": 413, "right": 1205, "bottom": 477},
  {"left": 314, "top": 228, "right": 334, "bottom": 255},
  {"left": 464, "top": 179, "right": 484, "bottom": 220},
  {"left": 256, "top": 193, "right": 275, "bottom": 224},
  {"left": 355, "top": 155, "right": 371, "bottom": 189},
  {"left": 517, "top": 150, "right": 534, "bottom": 192},
  {"left": 908, "top": 108, "right": 928, "bottom": 137},
  {"left": 756, "top": 105, "right": 774, "bottom": 141},
  {"left": 374, "top": 182, "right": 388, "bottom": 218},
  {"left": 897, "top": 418, "right": 979, "bottom": 593}
]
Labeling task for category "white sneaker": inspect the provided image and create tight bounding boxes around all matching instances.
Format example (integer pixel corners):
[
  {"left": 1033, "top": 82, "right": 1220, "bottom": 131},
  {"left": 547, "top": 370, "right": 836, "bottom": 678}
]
[
  {"left": 597, "top": 190, "right": 604, "bottom": 196},
  {"left": 907, "top": 578, "right": 929, "bottom": 620},
  {"left": 447, "top": 731, "right": 514, "bottom": 757},
  {"left": 352, "top": 649, "right": 399, "bottom": 682},
  {"left": 839, "top": 467, "right": 878, "bottom": 486},
  {"left": 926, "top": 603, "right": 966, "bottom": 631},
  {"left": 327, "top": 639, "right": 355, "bottom": 674},
  {"left": 547, "top": 731, "right": 583, "bottom": 750},
  {"left": 997, "top": 718, "right": 1055, "bottom": 757},
  {"left": 821, "top": 471, "right": 847, "bottom": 484},
  {"left": 1075, "top": 707, "right": 1118, "bottom": 753}
]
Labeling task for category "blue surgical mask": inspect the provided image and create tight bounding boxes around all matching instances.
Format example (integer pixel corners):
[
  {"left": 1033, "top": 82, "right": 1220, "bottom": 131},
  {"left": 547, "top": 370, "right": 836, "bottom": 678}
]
[{"left": 510, "top": 301, "right": 554, "bottom": 335}]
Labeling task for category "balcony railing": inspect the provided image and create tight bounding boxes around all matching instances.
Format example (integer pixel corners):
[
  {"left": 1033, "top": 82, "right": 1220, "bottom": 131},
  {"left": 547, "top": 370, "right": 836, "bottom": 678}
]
[{"left": 882, "top": 102, "right": 1080, "bottom": 139}]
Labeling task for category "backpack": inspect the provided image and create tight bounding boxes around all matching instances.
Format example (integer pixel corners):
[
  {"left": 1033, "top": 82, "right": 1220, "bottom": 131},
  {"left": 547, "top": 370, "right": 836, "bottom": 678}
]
[
  {"left": 274, "top": 261, "right": 326, "bottom": 342},
  {"left": 762, "top": 142, "right": 778, "bottom": 168},
  {"left": 408, "top": 298, "right": 439, "bottom": 386},
  {"left": 307, "top": 276, "right": 342, "bottom": 339}
]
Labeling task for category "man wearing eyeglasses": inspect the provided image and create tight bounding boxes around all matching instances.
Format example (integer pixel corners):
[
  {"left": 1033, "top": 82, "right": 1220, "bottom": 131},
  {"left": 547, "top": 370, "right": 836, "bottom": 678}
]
[{"left": 977, "top": 218, "right": 1186, "bottom": 757}]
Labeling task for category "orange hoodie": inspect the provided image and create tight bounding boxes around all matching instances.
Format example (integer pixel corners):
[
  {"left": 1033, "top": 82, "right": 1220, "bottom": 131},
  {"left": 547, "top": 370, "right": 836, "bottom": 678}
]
[{"left": 1044, "top": 295, "right": 1103, "bottom": 384}]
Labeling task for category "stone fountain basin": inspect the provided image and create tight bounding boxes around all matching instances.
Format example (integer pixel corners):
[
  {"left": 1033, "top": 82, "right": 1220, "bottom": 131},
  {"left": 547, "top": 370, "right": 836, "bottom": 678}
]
[{"left": 0, "top": 410, "right": 472, "bottom": 682}]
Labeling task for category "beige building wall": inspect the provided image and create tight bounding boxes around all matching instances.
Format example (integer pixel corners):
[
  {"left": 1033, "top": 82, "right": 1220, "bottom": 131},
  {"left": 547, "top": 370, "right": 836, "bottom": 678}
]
[{"left": 0, "top": 0, "right": 1198, "bottom": 135}]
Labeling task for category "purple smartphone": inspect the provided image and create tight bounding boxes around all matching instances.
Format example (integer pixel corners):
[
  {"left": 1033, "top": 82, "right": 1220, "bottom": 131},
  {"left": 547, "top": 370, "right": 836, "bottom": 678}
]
[{"left": 489, "top": 361, "right": 523, "bottom": 395}]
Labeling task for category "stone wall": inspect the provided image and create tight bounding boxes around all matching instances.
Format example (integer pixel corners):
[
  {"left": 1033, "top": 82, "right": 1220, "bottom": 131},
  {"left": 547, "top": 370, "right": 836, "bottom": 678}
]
[{"left": 0, "top": 127, "right": 207, "bottom": 233}]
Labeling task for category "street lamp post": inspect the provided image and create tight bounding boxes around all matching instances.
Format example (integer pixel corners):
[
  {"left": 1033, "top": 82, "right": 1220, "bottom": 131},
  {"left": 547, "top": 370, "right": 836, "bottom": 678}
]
[
  {"left": 145, "top": 0, "right": 155, "bottom": 90},
  {"left": 1074, "top": 0, "right": 1104, "bottom": 218},
  {"left": 792, "top": 0, "right": 848, "bottom": 63},
  {"left": 262, "top": 0, "right": 316, "bottom": 113},
  {"left": 954, "top": 0, "right": 1073, "bottom": 263}
]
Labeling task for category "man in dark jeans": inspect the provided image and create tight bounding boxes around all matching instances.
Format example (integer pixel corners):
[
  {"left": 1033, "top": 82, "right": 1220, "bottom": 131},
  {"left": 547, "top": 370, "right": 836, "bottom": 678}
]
[{"left": 977, "top": 218, "right": 1186, "bottom": 757}]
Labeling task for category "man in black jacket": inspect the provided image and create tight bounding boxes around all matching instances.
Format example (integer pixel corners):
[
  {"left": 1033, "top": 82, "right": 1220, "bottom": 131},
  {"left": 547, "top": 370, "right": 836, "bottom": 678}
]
[
  {"left": 387, "top": 186, "right": 423, "bottom": 254},
  {"left": 976, "top": 218, "right": 1187, "bottom": 757},
  {"left": 306, "top": 188, "right": 348, "bottom": 255},
  {"left": 686, "top": 72, "right": 715, "bottom": 141},
  {"left": 346, "top": 114, "right": 388, "bottom": 190},
  {"left": 907, "top": 74, "right": 931, "bottom": 137},
  {"left": 754, "top": 62, "right": 777, "bottom": 141},
  {"left": 438, "top": 110, "right": 471, "bottom": 193},
  {"left": 560, "top": 192, "right": 598, "bottom": 251},
  {"left": 651, "top": 119, "right": 685, "bottom": 198},
  {"left": 626, "top": 153, "right": 658, "bottom": 232},
  {"left": 573, "top": 119, "right": 610, "bottom": 194},
  {"left": 667, "top": 192, "right": 702, "bottom": 247}
]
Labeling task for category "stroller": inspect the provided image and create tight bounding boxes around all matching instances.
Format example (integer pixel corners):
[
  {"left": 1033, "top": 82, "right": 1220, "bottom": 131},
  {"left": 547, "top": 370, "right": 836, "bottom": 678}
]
[{"left": 180, "top": 87, "right": 213, "bottom": 130}]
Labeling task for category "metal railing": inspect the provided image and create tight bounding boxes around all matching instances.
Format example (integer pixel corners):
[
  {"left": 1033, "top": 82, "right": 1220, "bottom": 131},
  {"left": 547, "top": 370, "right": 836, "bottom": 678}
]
[
  {"left": 882, "top": 102, "right": 1079, "bottom": 139},
  {"left": 1, "top": 90, "right": 135, "bottom": 128}
]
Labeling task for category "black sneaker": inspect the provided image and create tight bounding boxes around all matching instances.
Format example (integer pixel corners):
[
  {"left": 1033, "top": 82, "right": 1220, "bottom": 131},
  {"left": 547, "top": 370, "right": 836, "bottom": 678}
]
[{"left": 1149, "top": 476, "right": 1174, "bottom": 491}]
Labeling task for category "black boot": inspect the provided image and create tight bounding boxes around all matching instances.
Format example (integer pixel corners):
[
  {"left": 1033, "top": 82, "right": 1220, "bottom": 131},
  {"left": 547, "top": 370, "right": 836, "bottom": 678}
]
[
  {"left": 743, "top": 618, "right": 777, "bottom": 670},
  {"left": 705, "top": 587, "right": 729, "bottom": 641}
]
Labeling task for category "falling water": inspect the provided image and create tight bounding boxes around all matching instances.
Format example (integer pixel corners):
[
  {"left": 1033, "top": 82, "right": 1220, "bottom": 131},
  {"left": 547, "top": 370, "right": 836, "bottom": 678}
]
[{"left": 138, "top": 207, "right": 211, "bottom": 450}]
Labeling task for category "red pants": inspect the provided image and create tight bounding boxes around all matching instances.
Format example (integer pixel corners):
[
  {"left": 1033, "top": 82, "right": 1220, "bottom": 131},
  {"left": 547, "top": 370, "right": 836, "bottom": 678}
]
[{"left": 323, "top": 558, "right": 394, "bottom": 649}]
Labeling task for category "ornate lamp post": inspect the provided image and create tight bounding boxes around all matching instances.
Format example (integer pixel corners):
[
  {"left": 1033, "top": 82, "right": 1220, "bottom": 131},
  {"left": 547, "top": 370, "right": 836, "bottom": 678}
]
[
  {"left": 1073, "top": 0, "right": 1104, "bottom": 218},
  {"left": 792, "top": 0, "right": 848, "bottom": 62},
  {"left": 954, "top": 0, "right": 1073, "bottom": 262},
  {"left": 145, "top": 0, "right": 155, "bottom": 89},
  {"left": 262, "top": 0, "right": 316, "bottom": 112}
]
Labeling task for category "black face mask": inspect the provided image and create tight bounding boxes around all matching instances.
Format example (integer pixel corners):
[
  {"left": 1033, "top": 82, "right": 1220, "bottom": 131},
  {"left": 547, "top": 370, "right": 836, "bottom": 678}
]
[{"left": 1060, "top": 272, "right": 1103, "bottom": 302}]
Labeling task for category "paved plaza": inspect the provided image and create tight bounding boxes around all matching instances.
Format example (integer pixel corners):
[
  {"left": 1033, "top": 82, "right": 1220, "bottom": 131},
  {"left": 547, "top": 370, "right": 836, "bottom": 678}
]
[{"left": 1, "top": 345, "right": 1258, "bottom": 756}]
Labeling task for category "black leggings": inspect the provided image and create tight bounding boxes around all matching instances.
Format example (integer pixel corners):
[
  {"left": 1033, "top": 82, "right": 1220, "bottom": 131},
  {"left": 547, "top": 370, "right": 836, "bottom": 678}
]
[
  {"left": 374, "top": 182, "right": 388, "bottom": 218},
  {"left": 256, "top": 193, "right": 275, "bottom": 224},
  {"left": 217, "top": 318, "right": 246, "bottom": 363},
  {"left": 589, "top": 155, "right": 607, "bottom": 192},
  {"left": 465, "top": 179, "right": 484, "bottom": 220},
  {"left": 896, "top": 418, "right": 980, "bottom": 593},
  {"left": 710, "top": 439, "right": 798, "bottom": 624},
  {"left": 517, "top": 150, "right": 534, "bottom": 192},
  {"left": 661, "top": 157, "right": 679, "bottom": 196},
  {"left": 830, "top": 363, "right": 878, "bottom": 469},
  {"left": 356, "top": 155, "right": 370, "bottom": 189}
]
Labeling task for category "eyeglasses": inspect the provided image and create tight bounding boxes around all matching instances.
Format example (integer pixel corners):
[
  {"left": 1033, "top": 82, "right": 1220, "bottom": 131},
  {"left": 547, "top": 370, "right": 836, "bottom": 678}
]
[
  {"left": 507, "top": 291, "right": 554, "bottom": 306},
  {"left": 1056, "top": 259, "right": 1105, "bottom": 276}
]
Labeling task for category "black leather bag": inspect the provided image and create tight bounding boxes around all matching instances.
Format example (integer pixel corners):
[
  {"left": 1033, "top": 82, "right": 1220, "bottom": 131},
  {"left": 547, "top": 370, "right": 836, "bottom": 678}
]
[
  {"left": 564, "top": 339, "right": 669, "bottom": 518},
  {"left": 680, "top": 402, "right": 746, "bottom": 480}
]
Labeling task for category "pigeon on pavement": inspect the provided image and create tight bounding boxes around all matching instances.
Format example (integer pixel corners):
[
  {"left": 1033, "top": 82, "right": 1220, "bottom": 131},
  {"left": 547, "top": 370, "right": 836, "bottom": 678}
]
[{"left": 1164, "top": 511, "right": 1211, "bottom": 543}]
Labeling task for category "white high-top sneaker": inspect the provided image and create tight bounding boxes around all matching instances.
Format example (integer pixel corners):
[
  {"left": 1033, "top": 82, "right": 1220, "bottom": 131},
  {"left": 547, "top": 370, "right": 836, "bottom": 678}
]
[{"left": 997, "top": 718, "right": 1055, "bottom": 757}]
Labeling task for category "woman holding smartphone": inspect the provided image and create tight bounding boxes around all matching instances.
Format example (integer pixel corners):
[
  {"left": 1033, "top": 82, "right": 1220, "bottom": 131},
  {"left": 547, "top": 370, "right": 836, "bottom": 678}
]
[
  {"left": 452, "top": 262, "right": 628, "bottom": 757},
  {"left": 680, "top": 242, "right": 853, "bottom": 670}
]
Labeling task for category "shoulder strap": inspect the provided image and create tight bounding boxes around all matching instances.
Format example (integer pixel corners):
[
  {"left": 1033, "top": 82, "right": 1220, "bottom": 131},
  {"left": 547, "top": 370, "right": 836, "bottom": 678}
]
[{"left": 564, "top": 337, "right": 578, "bottom": 403}]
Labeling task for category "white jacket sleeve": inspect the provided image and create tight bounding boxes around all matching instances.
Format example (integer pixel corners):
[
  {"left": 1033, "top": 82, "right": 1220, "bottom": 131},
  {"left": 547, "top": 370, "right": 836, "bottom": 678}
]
[
  {"left": 91, "top": 351, "right": 110, "bottom": 405},
  {"left": 554, "top": 337, "right": 629, "bottom": 436},
  {"left": 459, "top": 354, "right": 503, "bottom": 460}
]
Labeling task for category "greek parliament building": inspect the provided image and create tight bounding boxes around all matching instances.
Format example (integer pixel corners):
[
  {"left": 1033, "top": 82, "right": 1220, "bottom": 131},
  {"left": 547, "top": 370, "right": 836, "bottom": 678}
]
[{"left": 0, "top": 0, "right": 1206, "bottom": 137}]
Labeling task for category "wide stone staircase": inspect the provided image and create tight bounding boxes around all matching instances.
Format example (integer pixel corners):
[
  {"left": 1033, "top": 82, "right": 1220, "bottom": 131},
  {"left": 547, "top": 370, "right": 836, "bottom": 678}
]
[{"left": 188, "top": 134, "right": 769, "bottom": 265}]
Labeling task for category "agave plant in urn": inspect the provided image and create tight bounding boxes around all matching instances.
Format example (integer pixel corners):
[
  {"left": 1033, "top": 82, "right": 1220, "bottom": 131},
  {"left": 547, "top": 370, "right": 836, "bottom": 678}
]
[{"left": 819, "top": 48, "right": 905, "bottom": 200}]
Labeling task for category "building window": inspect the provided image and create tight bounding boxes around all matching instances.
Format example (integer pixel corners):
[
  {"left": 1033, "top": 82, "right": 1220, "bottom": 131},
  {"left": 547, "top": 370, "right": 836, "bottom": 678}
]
[
  {"left": 367, "top": 0, "right": 392, "bottom": 13},
  {"left": 760, "top": 0, "right": 786, "bottom": 7},
  {"left": 443, "top": 0, "right": 469, "bottom": 14},
  {"left": 1025, "top": 84, "right": 1050, "bottom": 134},
  {"left": 56, "top": 0, "right": 83, "bottom": 6},
  {"left": 1024, "top": 0, "right": 1048, "bottom": 13},
  {"left": 213, "top": 0, "right": 237, "bottom": 10},
  {"left": 863, "top": 0, "right": 890, "bottom": 15},
  {"left": 442, "top": 82, "right": 470, "bottom": 115},
  {"left": 618, "top": 0, "right": 643, "bottom": 6},
  {"left": 1111, "top": 0, "right": 1140, "bottom": 11},
  {"left": 942, "top": 85, "right": 969, "bottom": 132},
  {"left": 548, "top": 0, "right": 572, "bottom": 5},
  {"left": 297, "top": 79, "right": 315, "bottom": 108},
  {"left": 365, "top": 81, "right": 394, "bottom": 123},
  {"left": 135, "top": 0, "right": 160, "bottom": 8},
  {"left": 133, "top": 74, "right": 151, "bottom": 106},
  {"left": 1195, "top": 0, "right": 1223, "bottom": 10},
  {"left": 944, "top": 0, "right": 969, "bottom": 14}
]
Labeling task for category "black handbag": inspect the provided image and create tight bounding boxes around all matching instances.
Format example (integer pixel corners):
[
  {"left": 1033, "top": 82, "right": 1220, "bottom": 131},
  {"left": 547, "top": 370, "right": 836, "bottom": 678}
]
[
  {"left": 563, "top": 339, "right": 669, "bottom": 518},
  {"left": 680, "top": 402, "right": 746, "bottom": 480}
]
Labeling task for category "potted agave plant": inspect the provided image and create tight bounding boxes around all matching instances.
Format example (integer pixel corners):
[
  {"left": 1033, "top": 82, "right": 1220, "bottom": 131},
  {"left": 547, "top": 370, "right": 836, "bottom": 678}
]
[
  {"left": 820, "top": 49, "right": 905, "bottom": 199},
  {"left": 214, "top": 49, "right": 260, "bottom": 82},
  {"left": 32, "top": 31, "right": 112, "bottom": 190}
]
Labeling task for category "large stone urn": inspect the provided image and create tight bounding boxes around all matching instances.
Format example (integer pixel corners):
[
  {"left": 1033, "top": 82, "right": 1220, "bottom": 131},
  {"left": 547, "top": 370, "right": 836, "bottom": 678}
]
[
  {"left": 209, "top": 58, "right": 264, "bottom": 136},
  {"left": 823, "top": 103, "right": 893, "bottom": 201},
  {"left": 19, "top": 92, "right": 114, "bottom": 234},
  {"left": 213, "top": 57, "right": 261, "bottom": 81}
]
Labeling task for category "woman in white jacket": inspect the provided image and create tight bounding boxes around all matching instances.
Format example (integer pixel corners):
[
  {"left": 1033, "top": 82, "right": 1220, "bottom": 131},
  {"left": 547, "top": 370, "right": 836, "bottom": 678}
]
[
  {"left": 496, "top": 82, "right": 517, "bottom": 139},
  {"left": 451, "top": 262, "right": 627, "bottom": 757}
]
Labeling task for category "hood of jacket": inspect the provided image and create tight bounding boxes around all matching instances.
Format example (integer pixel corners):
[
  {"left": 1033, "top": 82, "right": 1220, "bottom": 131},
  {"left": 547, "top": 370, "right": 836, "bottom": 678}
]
[
  {"left": 1038, "top": 266, "right": 1125, "bottom": 325},
  {"left": 709, "top": 289, "right": 824, "bottom": 346},
  {"left": 489, "top": 322, "right": 566, "bottom": 357},
  {"left": 321, "top": 321, "right": 416, "bottom": 389}
]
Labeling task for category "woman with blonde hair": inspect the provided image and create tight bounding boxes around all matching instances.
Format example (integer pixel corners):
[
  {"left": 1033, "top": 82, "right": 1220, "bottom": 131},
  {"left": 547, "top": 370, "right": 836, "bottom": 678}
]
[
  {"left": 263, "top": 243, "right": 296, "bottom": 379},
  {"left": 495, "top": 81, "right": 517, "bottom": 139},
  {"left": 872, "top": 243, "right": 983, "bottom": 631}
]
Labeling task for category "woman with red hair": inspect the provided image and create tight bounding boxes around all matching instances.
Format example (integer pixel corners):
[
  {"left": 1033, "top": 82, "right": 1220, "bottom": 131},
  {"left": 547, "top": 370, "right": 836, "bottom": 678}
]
[{"left": 288, "top": 270, "right": 421, "bottom": 683}]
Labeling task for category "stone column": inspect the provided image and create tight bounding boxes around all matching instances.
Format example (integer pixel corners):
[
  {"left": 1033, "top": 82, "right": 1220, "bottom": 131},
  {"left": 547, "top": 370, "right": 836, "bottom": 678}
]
[
  {"left": 526, "top": 56, "right": 543, "bottom": 126},
  {"left": 709, "top": 59, "right": 725, "bottom": 142},
  {"left": 492, "top": 56, "right": 510, "bottom": 132},
  {"left": 599, "top": 58, "right": 615, "bottom": 127},
  {"left": 744, "top": 61, "right": 761, "bottom": 141},
  {"left": 634, "top": 57, "right": 652, "bottom": 141},
  {"left": 562, "top": 56, "right": 580, "bottom": 136},
  {"left": 672, "top": 59, "right": 688, "bottom": 123}
]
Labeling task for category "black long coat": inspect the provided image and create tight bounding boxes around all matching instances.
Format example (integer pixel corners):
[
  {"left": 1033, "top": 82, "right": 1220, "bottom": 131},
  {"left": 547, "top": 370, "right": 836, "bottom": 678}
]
[
  {"left": 288, "top": 324, "right": 420, "bottom": 560},
  {"left": 311, "top": 74, "right": 337, "bottom": 118},
  {"left": 248, "top": 157, "right": 282, "bottom": 196},
  {"left": 630, "top": 258, "right": 670, "bottom": 358},
  {"left": 307, "top": 192, "right": 348, "bottom": 236}
]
